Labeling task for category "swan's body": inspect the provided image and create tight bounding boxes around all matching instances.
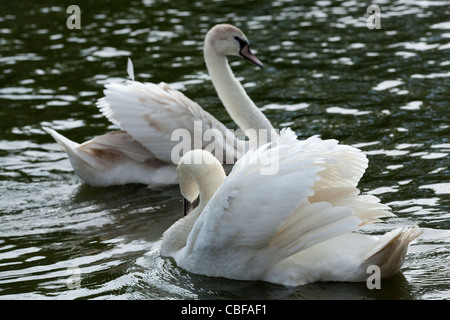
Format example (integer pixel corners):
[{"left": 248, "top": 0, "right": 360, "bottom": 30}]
[
  {"left": 43, "top": 127, "right": 177, "bottom": 186},
  {"left": 44, "top": 24, "right": 271, "bottom": 186},
  {"left": 161, "top": 129, "right": 422, "bottom": 286}
]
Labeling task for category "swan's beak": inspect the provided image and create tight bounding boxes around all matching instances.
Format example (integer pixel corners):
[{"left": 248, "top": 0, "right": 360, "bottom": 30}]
[
  {"left": 182, "top": 197, "right": 199, "bottom": 217},
  {"left": 240, "top": 43, "right": 264, "bottom": 69}
]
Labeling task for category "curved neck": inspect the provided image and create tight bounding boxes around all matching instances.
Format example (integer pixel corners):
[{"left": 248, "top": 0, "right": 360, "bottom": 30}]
[
  {"left": 160, "top": 161, "right": 226, "bottom": 257},
  {"left": 204, "top": 44, "right": 278, "bottom": 144},
  {"left": 196, "top": 169, "right": 226, "bottom": 209}
]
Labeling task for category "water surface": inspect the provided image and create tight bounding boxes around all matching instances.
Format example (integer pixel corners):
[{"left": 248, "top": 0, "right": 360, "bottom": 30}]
[{"left": 0, "top": 0, "right": 449, "bottom": 299}]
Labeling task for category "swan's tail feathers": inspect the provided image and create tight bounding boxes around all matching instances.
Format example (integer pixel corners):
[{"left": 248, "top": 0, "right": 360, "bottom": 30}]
[
  {"left": 43, "top": 127, "right": 171, "bottom": 186},
  {"left": 363, "top": 225, "right": 422, "bottom": 278},
  {"left": 42, "top": 126, "right": 99, "bottom": 169},
  {"left": 43, "top": 126, "right": 80, "bottom": 154}
]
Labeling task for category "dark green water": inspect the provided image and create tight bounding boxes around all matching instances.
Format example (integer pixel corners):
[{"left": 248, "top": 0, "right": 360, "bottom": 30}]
[{"left": 0, "top": 0, "right": 449, "bottom": 299}]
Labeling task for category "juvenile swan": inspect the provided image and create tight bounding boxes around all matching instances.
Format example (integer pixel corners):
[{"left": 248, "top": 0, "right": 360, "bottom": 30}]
[
  {"left": 44, "top": 24, "right": 272, "bottom": 187},
  {"left": 161, "top": 129, "right": 422, "bottom": 286}
]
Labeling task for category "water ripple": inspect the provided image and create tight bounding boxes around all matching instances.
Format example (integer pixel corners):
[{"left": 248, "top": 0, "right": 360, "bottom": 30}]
[{"left": 0, "top": 0, "right": 449, "bottom": 300}]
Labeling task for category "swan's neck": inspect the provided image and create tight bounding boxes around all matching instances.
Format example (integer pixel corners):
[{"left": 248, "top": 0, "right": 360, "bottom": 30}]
[
  {"left": 204, "top": 45, "right": 278, "bottom": 144},
  {"left": 160, "top": 160, "right": 226, "bottom": 257},
  {"left": 196, "top": 170, "right": 225, "bottom": 208}
]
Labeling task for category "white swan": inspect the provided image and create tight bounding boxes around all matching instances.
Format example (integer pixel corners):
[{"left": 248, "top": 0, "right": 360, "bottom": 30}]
[
  {"left": 161, "top": 129, "right": 422, "bottom": 286},
  {"left": 44, "top": 24, "right": 272, "bottom": 187}
]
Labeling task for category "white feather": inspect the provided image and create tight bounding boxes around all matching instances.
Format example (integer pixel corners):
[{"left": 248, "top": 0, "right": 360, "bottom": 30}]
[{"left": 127, "top": 58, "right": 135, "bottom": 81}]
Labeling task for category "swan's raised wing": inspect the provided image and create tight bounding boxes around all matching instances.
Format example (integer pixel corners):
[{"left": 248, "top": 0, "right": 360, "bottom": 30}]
[
  {"left": 297, "top": 136, "right": 393, "bottom": 225},
  {"left": 293, "top": 136, "right": 369, "bottom": 190},
  {"left": 186, "top": 129, "right": 361, "bottom": 258},
  {"left": 97, "top": 80, "right": 246, "bottom": 164}
]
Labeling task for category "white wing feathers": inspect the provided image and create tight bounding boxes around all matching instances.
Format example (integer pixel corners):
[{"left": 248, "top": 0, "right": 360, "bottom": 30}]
[
  {"left": 187, "top": 129, "right": 361, "bottom": 261},
  {"left": 310, "top": 187, "right": 393, "bottom": 225},
  {"left": 295, "top": 136, "right": 369, "bottom": 190},
  {"left": 97, "top": 80, "right": 246, "bottom": 164},
  {"left": 80, "top": 130, "right": 158, "bottom": 164},
  {"left": 270, "top": 201, "right": 359, "bottom": 259},
  {"left": 297, "top": 136, "right": 393, "bottom": 225}
]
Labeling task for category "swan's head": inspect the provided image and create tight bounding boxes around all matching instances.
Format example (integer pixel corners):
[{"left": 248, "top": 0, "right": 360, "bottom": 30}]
[
  {"left": 177, "top": 150, "right": 226, "bottom": 216},
  {"left": 205, "top": 24, "right": 263, "bottom": 68}
]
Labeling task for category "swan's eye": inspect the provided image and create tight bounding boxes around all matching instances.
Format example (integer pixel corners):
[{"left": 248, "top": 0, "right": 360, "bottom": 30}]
[{"left": 234, "top": 36, "right": 248, "bottom": 50}]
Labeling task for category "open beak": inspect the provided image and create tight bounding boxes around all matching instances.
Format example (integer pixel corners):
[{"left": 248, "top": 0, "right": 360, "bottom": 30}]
[
  {"left": 182, "top": 197, "right": 199, "bottom": 217},
  {"left": 239, "top": 43, "right": 264, "bottom": 69}
]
